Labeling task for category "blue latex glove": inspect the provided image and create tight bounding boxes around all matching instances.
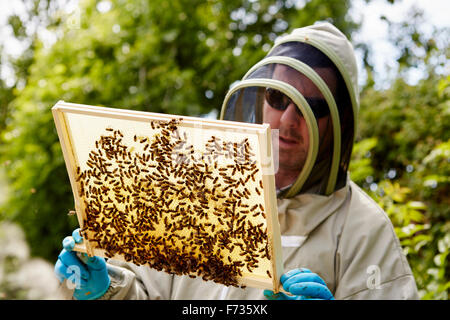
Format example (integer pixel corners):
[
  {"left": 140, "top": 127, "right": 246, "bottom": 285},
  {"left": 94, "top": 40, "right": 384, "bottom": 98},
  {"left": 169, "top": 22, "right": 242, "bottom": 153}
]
[
  {"left": 264, "top": 268, "right": 335, "bottom": 300},
  {"left": 54, "top": 228, "right": 110, "bottom": 300}
]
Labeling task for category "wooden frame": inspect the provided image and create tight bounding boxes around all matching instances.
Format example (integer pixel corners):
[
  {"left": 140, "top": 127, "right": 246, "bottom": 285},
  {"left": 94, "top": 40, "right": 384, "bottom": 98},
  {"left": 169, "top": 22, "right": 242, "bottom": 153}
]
[{"left": 52, "top": 100, "right": 283, "bottom": 292}]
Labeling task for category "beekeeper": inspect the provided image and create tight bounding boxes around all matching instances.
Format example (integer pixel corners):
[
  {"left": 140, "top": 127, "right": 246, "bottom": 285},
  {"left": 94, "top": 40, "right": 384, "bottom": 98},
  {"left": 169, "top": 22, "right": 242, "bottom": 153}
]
[{"left": 55, "top": 22, "right": 419, "bottom": 300}]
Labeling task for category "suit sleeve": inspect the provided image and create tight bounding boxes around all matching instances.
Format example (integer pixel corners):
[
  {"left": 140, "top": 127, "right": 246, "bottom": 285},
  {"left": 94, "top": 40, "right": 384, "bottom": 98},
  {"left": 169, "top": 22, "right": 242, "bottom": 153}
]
[
  {"left": 98, "top": 259, "right": 174, "bottom": 300},
  {"left": 333, "top": 187, "right": 419, "bottom": 300}
]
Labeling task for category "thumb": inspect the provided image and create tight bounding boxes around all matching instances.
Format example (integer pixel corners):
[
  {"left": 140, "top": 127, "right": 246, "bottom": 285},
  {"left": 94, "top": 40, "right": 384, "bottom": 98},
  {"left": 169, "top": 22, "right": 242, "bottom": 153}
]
[
  {"left": 72, "top": 228, "right": 83, "bottom": 243},
  {"left": 63, "top": 228, "right": 84, "bottom": 251},
  {"left": 62, "top": 236, "right": 76, "bottom": 251},
  {"left": 70, "top": 229, "right": 105, "bottom": 270},
  {"left": 80, "top": 253, "right": 106, "bottom": 270}
]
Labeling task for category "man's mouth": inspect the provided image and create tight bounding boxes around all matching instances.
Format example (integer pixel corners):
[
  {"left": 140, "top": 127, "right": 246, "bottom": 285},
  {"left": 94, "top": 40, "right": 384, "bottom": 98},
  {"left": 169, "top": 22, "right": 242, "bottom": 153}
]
[{"left": 279, "top": 135, "right": 299, "bottom": 146}]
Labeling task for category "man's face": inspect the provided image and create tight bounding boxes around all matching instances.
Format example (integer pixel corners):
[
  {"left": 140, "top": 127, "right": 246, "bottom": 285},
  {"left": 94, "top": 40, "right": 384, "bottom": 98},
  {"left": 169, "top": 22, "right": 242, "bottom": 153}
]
[{"left": 263, "top": 65, "right": 337, "bottom": 186}]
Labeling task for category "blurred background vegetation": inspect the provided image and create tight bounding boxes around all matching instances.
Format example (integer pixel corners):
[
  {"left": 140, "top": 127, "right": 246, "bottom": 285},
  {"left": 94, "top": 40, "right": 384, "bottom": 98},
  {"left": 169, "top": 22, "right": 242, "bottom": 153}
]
[{"left": 0, "top": 0, "right": 448, "bottom": 299}]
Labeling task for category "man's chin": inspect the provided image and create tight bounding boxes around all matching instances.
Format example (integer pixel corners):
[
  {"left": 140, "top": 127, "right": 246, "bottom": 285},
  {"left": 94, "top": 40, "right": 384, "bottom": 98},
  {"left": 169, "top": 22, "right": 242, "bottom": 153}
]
[
  {"left": 277, "top": 159, "right": 304, "bottom": 174},
  {"left": 278, "top": 152, "right": 306, "bottom": 167}
]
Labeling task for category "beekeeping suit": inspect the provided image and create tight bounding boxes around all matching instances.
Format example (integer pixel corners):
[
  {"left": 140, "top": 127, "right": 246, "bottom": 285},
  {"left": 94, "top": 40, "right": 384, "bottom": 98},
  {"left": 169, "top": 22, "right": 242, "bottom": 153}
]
[{"left": 99, "top": 23, "right": 418, "bottom": 300}]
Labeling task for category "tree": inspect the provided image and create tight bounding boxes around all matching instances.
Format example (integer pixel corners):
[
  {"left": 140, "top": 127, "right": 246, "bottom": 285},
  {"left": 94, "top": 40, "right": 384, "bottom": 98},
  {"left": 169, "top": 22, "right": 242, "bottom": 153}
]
[{"left": 351, "top": 8, "right": 449, "bottom": 299}]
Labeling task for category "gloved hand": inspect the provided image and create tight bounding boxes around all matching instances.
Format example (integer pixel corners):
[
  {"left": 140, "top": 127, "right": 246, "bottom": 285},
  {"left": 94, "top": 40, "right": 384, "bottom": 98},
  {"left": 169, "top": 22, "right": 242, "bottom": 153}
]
[
  {"left": 264, "top": 268, "right": 335, "bottom": 300},
  {"left": 54, "top": 228, "right": 110, "bottom": 300}
]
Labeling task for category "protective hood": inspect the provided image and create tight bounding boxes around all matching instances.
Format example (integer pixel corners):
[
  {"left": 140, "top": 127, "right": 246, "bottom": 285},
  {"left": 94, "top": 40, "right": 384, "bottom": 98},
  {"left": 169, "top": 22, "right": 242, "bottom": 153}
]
[{"left": 219, "top": 23, "right": 359, "bottom": 198}]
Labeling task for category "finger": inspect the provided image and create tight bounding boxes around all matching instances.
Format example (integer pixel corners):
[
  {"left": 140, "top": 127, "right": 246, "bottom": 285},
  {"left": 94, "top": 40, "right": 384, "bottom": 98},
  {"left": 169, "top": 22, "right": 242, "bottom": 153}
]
[
  {"left": 62, "top": 236, "right": 75, "bottom": 251},
  {"left": 263, "top": 290, "right": 277, "bottom": 300},
  {"left": 83, "top": 255, "right": 106, "bottom": 270},
  {"left": 57, "top": 249, "right": 89, "bottom": 279},
  {"left": 280, "top": 268, "right": 312, "bottom": 284},
  {"left": 72, "top": 228, "right": 83, "bottom": 243},
  {"left": 288, "top": 282, "right": 334, "bottom": 300},
  {"left": 283, "top": 272, "right": 327, "bottom": 291},
  {"left": 280, "top": 292, "right": 302, "bottom": 300},
  {"left": 54, "top": 259, "right": 67, "bottom": 283},
  {"left": 73, "top": 249, "right": 106, "bottom": 271},
  {"left": 263, "top": 290, "right": 300, "bottom": 300}
]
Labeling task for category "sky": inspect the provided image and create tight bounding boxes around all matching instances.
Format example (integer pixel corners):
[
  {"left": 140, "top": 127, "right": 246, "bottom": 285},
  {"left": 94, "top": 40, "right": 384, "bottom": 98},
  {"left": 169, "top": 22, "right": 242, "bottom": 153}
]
[
  {"left": 0, "top": 0, "right": 449, "bottom": 88},
  {"left": 349, "top": 0, "right": 450, "bottom": 87}
]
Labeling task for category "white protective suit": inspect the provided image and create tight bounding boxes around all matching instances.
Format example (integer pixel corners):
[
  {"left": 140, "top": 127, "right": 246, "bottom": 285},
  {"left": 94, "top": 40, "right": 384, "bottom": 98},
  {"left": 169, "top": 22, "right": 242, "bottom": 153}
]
[{"left": 98, "top": 23, "right": 419, "bottom": 300}]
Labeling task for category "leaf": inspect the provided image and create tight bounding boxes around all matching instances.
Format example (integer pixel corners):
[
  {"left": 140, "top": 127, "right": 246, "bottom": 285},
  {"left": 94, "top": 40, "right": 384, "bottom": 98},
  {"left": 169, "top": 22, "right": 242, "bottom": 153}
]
[
  {"left": 437, "top": 75, "right": 450, "bottom": 99},
  {"left": 433, "top": 253, "right": 448, "bottom": 267},
  {"left": 408, "top": 209, "right": 426, "bottom": 223},
  {"left": 399, "top": 223, "right": 426, "bottom": 238},
  {"left": 414, "top": 237, "right": 431, "bottom": 252},
  {"left": 162, "top": 30, "right": 179, "bottom": 42},
  {"left": 438, "top": 234, "right": 450, "bottom": 253},
  {"left": 423, "top": 140, "right": 450, "bottom": 164},
  {"left": 406, "top": 201, "right": 427, "bottom": 211}
]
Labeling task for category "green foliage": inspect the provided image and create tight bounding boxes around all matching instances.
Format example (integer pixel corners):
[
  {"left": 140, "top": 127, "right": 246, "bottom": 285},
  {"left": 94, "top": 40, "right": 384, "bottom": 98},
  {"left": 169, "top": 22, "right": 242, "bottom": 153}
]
[
  {"left": 351, "top": 10, "right": 449, "bottom": 299},
  {"left": 351, "top": 139, "right": 449, "bottom": 299},
  {"left": 348, "top": 137, "right": 377, "bottom": 185},
  {"left": 352, "top": 57, "right": 449, "bottom": 299},
  {"left": 0, "top": 79, "right": 13, "bottom": 132}
]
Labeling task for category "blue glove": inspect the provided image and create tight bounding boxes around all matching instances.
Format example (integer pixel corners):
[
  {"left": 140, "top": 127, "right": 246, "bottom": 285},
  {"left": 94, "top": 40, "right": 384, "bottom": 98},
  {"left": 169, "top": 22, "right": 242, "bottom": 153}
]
[
  {"left": 54, "top": 228, "right": 110, "bottom": 300},
  {"left": 264, "top": 268, "right": 335, "bottom": 300}
]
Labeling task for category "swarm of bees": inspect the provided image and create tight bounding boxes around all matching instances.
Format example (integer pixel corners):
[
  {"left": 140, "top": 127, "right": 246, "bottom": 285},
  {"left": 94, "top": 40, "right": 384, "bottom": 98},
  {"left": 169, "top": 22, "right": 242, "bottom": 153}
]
[{"left": 75, "top": 118, "right": 272, "bottom": 287}]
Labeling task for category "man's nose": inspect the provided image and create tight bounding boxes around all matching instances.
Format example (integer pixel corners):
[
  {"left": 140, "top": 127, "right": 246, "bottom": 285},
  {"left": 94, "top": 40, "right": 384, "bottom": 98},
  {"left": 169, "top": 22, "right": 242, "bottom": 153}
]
[{"left": 279, "top": 102, "right": 302, "bottom": 128}]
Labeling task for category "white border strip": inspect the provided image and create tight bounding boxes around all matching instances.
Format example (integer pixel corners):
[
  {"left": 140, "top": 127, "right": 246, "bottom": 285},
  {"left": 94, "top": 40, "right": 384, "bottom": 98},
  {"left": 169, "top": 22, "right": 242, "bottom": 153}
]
[{"left": 281, "top": 235, "right": 307, "bottom": 248}]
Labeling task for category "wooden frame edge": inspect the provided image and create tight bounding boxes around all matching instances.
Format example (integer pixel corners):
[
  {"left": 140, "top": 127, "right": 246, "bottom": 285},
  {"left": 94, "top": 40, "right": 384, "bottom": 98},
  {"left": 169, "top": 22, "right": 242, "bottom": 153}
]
[
  {"left": 52, "top": 103, "right": 94, "bottom": 256},
  {"left": 257, "top": 126, "right": 283, "bottom": 293},
  {"left": 53, "top": 100, "right": 283, "bottom": 290}
]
